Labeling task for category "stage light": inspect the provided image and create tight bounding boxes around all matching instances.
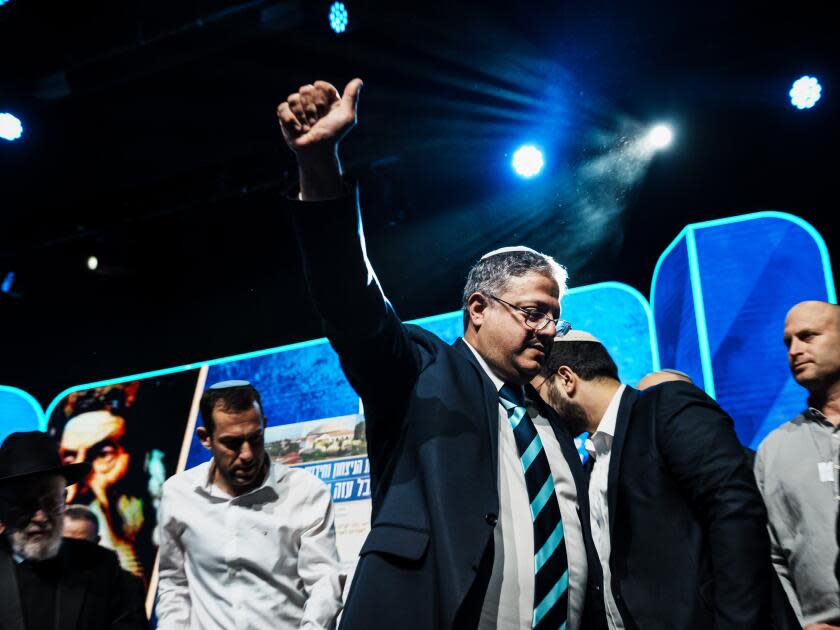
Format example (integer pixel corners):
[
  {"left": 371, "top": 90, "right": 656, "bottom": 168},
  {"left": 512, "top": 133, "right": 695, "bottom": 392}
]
[
  {"left": 645, "top": 124, "right": 673, "bottom": 151},
  {"left": 329, "top": 2, "right": 348, "bottom": 33},
  {"left": 87, "top": 256, "right": 99, "bottom": 271},
  {"left": 790, "top": 75, "right": 821, "bottom": 109},
  {"left": 1, "top": 272, "right": 13, "bottom": 294},
  {"left": 0, "top": 113, "right": 23, "bottom": 141},
  {"left": 0, "top": 0, "right": 11, "bottom": 7},
  {"left": 512, "top": 145, "right": 544, "bottom": 178}
]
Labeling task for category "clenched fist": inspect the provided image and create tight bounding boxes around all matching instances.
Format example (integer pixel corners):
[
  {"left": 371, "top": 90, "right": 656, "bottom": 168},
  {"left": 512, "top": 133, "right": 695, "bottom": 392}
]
[
  {"left": 277, "top": 78, "right": 362, "bottom": 200},
  {"left": 277, "top": 78, "right": 363, "bottom": 156}
]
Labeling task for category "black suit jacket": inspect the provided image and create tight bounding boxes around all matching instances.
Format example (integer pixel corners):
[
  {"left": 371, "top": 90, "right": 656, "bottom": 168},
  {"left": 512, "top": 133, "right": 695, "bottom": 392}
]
[
  {"left": 0, "top": 537, "right": 148, "bottom": 630},
  {"left": 292, "top": 188, "right": 606, "bottom": 630},
  {"left": 604, "top": 382, "right": 771, "bottom": 630}
]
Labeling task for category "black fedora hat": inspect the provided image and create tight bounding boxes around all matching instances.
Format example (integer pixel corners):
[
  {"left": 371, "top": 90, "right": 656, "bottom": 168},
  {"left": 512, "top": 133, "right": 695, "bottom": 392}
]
[{"left": 0, "top": 431, "right": 90, "bottom": 486}]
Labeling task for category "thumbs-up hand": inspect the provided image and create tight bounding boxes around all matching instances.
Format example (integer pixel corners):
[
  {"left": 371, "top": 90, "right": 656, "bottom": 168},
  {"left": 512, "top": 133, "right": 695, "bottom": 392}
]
[{"left": 277, "top": 79, "right": 362, "bottom": 156}]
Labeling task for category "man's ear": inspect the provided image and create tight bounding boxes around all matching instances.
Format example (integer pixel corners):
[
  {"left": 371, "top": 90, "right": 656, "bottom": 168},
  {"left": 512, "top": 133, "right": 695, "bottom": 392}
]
[
  {"left": 466, "top": 292, "right": 490, "bottom": 329},
  {"left": 556, "top": 366, "right": 578, "bottom": 397},
  {"left": 196, "top": 427, "right": 212, "bottom": 451}
]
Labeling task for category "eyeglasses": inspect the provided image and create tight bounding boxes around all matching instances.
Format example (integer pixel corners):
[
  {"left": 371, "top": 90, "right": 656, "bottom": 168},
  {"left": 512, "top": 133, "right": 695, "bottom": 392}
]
[{"left": 488, "top": 295, "right": 572, "bottom": 335}]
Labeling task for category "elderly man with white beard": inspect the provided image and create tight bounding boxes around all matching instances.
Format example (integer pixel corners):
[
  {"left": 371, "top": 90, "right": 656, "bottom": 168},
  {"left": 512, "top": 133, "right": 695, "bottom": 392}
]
[{"left": 0, "top": 431, "right": 147, "bottom": 630}]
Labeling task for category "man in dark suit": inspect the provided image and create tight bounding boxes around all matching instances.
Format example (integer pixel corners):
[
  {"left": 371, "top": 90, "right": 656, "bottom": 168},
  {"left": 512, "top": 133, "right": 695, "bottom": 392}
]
[
  {"left": 0, "top": 431, "right": 148, "bottom": 630},
  {"left": 531, "top": 331, "right": 771, "bottom": 630},
  {"left": 278, "top": 80, "right": 606, "bottom": 629}
]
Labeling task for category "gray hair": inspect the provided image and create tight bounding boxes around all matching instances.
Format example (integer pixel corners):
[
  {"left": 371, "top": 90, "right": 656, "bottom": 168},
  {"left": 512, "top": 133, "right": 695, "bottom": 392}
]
[{"left": 462, "top": 248, "right": 568, "bottom": 329}]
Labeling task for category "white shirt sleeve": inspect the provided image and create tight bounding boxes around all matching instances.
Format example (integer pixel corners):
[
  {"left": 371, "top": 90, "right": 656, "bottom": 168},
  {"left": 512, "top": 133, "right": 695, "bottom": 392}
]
[
  {"left": 155, "top": 482, "right": 192, "bottom": 629},
  {"left": 298, "top": 477, "right": 344, "bottom": 630}
]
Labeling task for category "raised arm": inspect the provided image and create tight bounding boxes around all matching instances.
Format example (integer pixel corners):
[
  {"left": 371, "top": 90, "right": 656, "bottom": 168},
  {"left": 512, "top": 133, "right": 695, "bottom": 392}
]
[{"left": 277, "top": 80, "right": 421, "bottom": 469}]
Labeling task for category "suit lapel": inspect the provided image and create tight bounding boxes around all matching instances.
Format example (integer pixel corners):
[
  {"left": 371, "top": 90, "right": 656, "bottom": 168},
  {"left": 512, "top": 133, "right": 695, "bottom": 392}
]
[
  {"left": 607, "top": 386, "right": 638, "bottom": 537},
  {"left": 55, "top": 544, "right": 88, "bottom": 630},
  {"left": 0, "top": 546, "right": 26, "bottom": 630},
  {"left": 452, "top": 339, "right": 501, "bottom": 483}
]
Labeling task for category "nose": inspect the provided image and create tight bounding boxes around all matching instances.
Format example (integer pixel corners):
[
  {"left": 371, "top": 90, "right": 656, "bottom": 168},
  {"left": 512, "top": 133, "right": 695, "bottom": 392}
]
[
  {"left": 539, "top": 318, "right": 557, "bottom": 339},
  {"left": 788, "top": 337, "right": 803, "bottom": 359},
  {"left": 239, "top": 440, "right": 254, "bottom": 463},
  {"left": 29, "top": 508, "right": 49, "bottom": 526}
]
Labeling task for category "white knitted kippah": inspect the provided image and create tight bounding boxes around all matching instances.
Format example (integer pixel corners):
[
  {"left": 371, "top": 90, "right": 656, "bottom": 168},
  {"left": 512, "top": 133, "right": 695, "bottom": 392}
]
[
  {"left": 480, "top": 245, "right": 541, "bottom": 260},
  {"left": 554, "top": 330, "right": 600, "bottom": 343}
]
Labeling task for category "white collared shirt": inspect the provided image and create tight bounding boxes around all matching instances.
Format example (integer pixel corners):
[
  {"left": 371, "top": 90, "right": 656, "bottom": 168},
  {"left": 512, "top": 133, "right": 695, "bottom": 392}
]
[
  {"left": 585, "top": 384, "right": 627, "bottom": 630},
  {"left": 156, "top": 459, "right": 343, "bottom": 630},
  {"left": 463, "top": 340, "right": 587, "bottom": 630}
]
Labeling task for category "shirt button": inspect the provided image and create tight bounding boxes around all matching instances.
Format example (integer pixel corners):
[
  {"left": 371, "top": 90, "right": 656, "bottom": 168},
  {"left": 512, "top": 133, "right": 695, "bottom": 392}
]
[{"left": 485, "top": 513, "right": 498, "bottom": 526}]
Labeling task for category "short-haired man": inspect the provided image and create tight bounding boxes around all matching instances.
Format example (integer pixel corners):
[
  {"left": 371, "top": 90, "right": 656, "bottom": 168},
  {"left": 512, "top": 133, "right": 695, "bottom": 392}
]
[
  {"left": 278, "top": 80, "right": 604, "bottom": 629},
  {"left": 636, "top": 368, "right": 692, "bottom": 390},
  {"left": 64, "top": 500, "right": 150, "bottom": 615},
  {"left": 532, "top": 331, "right": 770, "bottom": 629},
  {"left": 63, "top": 504, "right": 100, "bottom": 543},
  {"left": 0, "top": 431, "right": 147, "bottom": 630},
  {"left": 755, "top": 300, "right": 840, "bottom": 628},
  {"left": 156, "top": 380, "right": 343, "bottom": 630}
]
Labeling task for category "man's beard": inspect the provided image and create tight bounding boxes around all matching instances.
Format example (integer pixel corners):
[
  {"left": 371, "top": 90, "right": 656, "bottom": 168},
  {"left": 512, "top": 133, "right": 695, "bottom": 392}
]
[
  {"left": 9, "top": 519, "right": 63, "bottom": 561},
  {"left": 546, "top": 383, "right": 590, "bottom": 436}
]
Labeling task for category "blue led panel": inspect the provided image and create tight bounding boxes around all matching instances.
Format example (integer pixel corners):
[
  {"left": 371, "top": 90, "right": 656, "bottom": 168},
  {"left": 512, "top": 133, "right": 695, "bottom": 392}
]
[
  {"left": 652, "top": 212, "right": 835, "bottom": 448},
  {"left": 37, "top": 279, "right": 654, "bottom": 616},
  {"left": 651, "top": 233, "right": 706, "bottom": 389},
  {"left": 183, "top": 281, "right": 656, "bottom": 470},
  {"left": 0, "top": 385, "right": 45, "bottom": 442},
  {"left": 0, "top": 273, "right": 648, "bottom": 624}
]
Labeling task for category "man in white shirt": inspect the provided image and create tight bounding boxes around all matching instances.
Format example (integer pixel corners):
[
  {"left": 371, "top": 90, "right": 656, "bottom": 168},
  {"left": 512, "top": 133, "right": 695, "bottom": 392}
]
[
  {"left": 531, "top": 331, "right": 771, "bottom": 630},
  {"left": 156, "top": 380, "right": 343, "bottom": 630}
]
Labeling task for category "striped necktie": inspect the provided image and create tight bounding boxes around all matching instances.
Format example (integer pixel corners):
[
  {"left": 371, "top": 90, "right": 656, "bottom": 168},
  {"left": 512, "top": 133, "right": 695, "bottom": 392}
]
[{"left": 499, "top": 385, "right": 569, "bottom": 630}]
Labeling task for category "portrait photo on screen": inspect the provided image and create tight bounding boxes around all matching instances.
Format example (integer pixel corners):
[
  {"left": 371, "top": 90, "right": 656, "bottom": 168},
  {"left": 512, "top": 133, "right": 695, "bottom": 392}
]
[{"left": 47, "top": 370, "right": 200, "bottom": 585}]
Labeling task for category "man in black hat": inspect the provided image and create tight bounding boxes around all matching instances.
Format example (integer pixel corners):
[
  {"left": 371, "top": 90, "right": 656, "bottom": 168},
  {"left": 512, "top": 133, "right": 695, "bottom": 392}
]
[{"left": 0, "top": 431, "right": 148, "bottom": 630}]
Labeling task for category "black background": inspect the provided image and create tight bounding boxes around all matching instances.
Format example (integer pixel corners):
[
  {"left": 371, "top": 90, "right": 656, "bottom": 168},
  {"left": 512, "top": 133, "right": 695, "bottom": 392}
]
[{"left": 1, "top": 0, "right": 837, "bottom": 406}]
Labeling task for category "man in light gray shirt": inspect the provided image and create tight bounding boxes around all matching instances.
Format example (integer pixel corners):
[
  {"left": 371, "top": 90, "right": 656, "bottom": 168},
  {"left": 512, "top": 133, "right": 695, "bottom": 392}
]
[{"left": 756, "top": 300, "right": 840, "bottom": 628}]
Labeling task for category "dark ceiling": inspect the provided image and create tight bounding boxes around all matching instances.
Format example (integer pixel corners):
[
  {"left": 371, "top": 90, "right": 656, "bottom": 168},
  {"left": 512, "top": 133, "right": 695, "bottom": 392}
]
[{"left": 1, "top": 0, "right": 837, "bottom": 405}]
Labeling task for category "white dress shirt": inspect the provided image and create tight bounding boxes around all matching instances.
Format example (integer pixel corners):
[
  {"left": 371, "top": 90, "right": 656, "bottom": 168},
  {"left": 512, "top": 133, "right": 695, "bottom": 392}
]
[
  {"left": 463, "top": 340, "right": 587, "bottom": 630},
  {"left": 585, "top": 384, "right": 626, "bottom": 630},
  {"left": 156, "top": 459, "right": 343, "bottom": 630}
]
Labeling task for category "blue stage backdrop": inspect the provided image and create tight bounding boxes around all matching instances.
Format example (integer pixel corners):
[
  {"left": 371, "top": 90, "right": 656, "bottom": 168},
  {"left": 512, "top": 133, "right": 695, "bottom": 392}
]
[
  {"left": 651, "top": 211, "right": 836, "bottom": 448},
  {"left": 1, "top": 209, "right": 833, "bottom": 617},
  {"left": 33, "top": 280, "right": 654, "bottom": 600},
  {"left": 0, "top": 385, "right": 45, "bottom": 442},
  {"left": 185, "top": 280, "right": 655, "bottom": 472}
]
